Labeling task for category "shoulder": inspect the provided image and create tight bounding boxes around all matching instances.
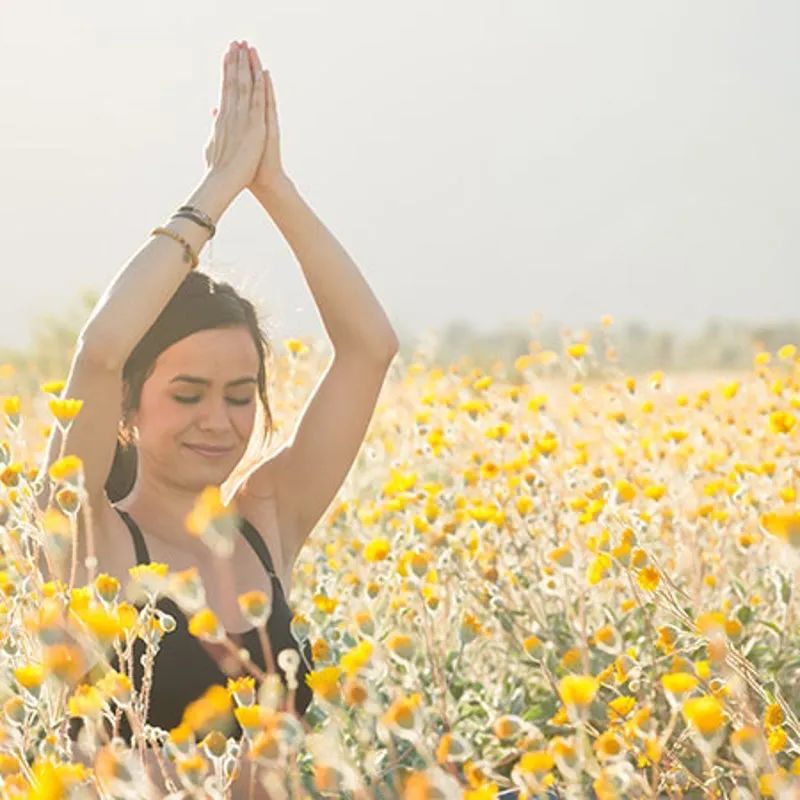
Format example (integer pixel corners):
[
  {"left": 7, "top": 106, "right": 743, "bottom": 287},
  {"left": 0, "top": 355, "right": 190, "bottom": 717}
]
[{"left": 232, "top": 445, "right": 300, "bottom": 570}]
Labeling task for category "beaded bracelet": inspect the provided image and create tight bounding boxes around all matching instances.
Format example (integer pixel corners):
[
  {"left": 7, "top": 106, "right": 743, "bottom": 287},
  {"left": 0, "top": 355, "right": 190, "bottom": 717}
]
[{"left": 150, "top": 226, "right": 199, "bottom": 270}]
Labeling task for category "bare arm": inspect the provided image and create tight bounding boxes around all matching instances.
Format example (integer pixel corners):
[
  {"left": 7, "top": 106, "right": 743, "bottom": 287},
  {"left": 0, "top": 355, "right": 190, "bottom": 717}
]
[
  {"left": 80, "top": 41, "right": 267, "bottom": 367},
  {"left": 78, "top": 171, "right": 237, "bottom": 366},
  {"left": 34, "top": 42, "right": 266, "bottom": 516}
]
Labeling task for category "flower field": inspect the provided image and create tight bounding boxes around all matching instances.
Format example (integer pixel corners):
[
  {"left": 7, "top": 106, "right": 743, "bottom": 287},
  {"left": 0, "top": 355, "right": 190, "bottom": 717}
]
[{"left": 0, "top": 329, "right": 799, "bottom": 799}]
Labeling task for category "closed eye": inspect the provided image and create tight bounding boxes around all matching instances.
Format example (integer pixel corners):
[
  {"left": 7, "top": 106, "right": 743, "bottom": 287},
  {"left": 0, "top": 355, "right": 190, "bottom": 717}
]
[{"left": 173, "top": 396, "right": 253, "bottom": 407}]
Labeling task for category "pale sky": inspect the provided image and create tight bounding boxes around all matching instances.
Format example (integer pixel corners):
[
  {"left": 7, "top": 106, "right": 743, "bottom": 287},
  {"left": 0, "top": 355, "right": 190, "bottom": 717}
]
[{"left": 1, "top": 0, "right": 798, "bottom": 353}]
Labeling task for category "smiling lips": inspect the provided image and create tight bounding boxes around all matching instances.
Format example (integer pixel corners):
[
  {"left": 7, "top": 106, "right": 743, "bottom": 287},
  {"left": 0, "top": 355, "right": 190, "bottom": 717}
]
[{"left": 185, "top": 444, "right": 234, "bottom": 457}]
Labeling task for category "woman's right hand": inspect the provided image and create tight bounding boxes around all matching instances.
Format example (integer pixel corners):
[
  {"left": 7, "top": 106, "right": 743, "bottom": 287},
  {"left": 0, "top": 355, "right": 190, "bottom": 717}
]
[{"left": 204, "top": 41, "right": 266, "bottom": 195}]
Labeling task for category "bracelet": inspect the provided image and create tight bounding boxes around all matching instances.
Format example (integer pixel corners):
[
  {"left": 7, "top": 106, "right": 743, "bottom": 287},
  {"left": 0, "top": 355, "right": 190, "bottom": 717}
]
[
  {"left": 150, "top": 226, "right": 199, "bottom": 270},
  {"left": 171, "top": 205, "right": 217, "bottom": 238},
  {"left": 171, "top": 210, "right": 216, "bottom": 238}
]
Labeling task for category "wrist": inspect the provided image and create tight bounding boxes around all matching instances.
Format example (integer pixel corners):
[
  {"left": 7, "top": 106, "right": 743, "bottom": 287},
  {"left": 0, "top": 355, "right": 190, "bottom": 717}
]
[
  {"left": 250, "top": 173, "right": 296, "bottom": 206},
  {"left": 195, "top": 169, "right": 242, "bottom": 216}
]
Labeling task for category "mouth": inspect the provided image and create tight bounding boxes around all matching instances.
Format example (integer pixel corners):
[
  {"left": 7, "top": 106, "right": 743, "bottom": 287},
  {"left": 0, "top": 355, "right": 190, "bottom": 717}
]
[{"left": 184, "top": 444, "right": 235, "bottom": 458}]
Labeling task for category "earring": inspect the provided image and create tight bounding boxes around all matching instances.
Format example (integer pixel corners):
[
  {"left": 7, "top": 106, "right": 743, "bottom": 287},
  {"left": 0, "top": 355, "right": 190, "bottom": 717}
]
[{"left": 119, "top": 416, "right": 137, "bottom": 447}]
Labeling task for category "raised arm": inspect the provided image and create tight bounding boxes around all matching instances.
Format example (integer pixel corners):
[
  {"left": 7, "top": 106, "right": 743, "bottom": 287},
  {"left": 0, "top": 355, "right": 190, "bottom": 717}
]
[
  {"left": 79, "top": 40, "right": 266, "bottom": 367},
  {"left": 36, "top": 41, "right": 266, "bottom": 520}
]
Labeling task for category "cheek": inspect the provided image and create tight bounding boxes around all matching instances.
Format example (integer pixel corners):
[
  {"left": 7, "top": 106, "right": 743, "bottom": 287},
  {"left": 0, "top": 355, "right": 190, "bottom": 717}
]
[
  {"left": 236, "top": 406, "right": 258, "bottom": 439},
  {"left": 140, "top": 403, "right": 190, "bottom": 448}
]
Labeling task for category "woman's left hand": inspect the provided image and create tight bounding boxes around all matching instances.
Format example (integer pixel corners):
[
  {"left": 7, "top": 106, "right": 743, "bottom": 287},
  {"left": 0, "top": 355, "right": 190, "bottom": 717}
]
[
  {"left": 213, "top": 44, "right": 288, "bottom": 194},
  {"left": 247, "top": 47, "right": 288, "bottom": 193}
]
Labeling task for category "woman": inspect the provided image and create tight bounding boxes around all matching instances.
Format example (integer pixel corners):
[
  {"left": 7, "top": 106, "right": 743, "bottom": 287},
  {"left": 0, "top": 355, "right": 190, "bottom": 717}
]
[{"left": 40, "top": 39, "right": 398, "bottom": 796}]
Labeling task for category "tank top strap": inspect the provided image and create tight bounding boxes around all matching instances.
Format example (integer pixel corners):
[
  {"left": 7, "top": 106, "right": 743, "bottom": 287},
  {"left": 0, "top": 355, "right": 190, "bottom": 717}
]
[
  {"left": 113, "top": 507, "right": 151, "bottom": 565},
  {"left": 238, "top": 517, "right": 283, "bottom": 591}
]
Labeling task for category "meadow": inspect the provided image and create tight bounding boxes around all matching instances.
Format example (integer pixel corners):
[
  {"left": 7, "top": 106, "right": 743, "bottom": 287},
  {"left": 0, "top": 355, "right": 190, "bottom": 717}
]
[{"left": 0, "top": 323, "right": 799, "bottom": 799}]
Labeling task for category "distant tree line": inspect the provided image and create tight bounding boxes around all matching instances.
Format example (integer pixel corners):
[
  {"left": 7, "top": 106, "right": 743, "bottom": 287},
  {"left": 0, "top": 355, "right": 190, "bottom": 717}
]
[{"left": 1, "top": 286, "right": 797, "bottom": 392}]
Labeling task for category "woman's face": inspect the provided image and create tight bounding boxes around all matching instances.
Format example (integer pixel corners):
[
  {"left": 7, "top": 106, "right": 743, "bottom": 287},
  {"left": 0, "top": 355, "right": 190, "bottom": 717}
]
[{"left": 127, "top": 326, "right": 261, "bottom": 489}]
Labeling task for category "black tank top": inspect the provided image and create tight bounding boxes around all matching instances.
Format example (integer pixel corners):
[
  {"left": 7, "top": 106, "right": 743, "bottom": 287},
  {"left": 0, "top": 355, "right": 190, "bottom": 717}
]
[{"left": 69, "top": 507, "right": 315, "bottom": 744}]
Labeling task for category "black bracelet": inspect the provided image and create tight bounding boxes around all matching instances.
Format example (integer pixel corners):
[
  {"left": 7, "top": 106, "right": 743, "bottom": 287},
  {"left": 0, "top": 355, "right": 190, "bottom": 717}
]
[{"left": 171, "top": 206, "right": 216, "bottom": 239}]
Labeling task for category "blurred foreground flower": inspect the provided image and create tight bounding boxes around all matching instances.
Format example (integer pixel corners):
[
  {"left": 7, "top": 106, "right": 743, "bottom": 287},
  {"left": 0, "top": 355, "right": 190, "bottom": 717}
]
[
  {"left": 760, "top": 509, "right": 800, "bottom": 548},
  {"left": 185, "top": 485, "right": 240, "bottom": 557}
]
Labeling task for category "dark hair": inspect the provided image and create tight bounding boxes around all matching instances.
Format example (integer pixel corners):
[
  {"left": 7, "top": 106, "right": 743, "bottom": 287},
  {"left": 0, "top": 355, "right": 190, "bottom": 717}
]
[{"left": 104, "top": 270, "right": 275, "bottom": 503}]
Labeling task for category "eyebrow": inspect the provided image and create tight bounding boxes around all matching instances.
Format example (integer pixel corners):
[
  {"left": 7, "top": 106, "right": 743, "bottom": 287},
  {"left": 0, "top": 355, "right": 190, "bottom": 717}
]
[{"left": 169, "top": 374, "right": 258, "bottom": 388}]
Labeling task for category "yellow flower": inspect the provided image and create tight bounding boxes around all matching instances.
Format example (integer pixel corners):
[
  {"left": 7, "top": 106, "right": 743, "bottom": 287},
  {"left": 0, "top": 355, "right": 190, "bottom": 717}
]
[
  {"left": 284, "top": 337, "right": 310, "bottom": 357},
  {"left": 519, "top": 749, "right": 554, "bottom": 774},
  {"left": 644, "top": 484, "right": 666, "bottom": 500},
  {"left": 637, "top": 566, "right": 660, "bottom": 592},
  {"left": 364, "top": 537, "right": 391, "bottom": 562},
  {"left": 768, "top": 726, "right": 787, "bottom": 753},
  {"left": 128, "top": 562, "right": 169, "bottom": 600},
  {"left": 769, "top": 411, "right": 796, "bottom": 434},
  {"left": 184, "top": 485, "right": 235, "bottom": 537},
  {"left": 385, "top": 633, "right": 414, "bottom": 661},
  {"left": 55, "top": 486, "right": 80, "bottom": 514},
  {"left": 27, "top": 757, "right": 90, "bottom": 799},
  {"left": 72, "top": 604, "right": 124, "bottom": 645},
  {"left": 382, "top": 692, "right": 422, "bottom": 731},
  {"left": 593, "top": 731, "right": 622, "bottom": 760},
  {"left": 2, "top": 396, "right": 20, "bottom": 417},
  {"left": 615, "top": 479, "right": 636, "bottom": 502},
  {"left": 558, "top": 674, "right": 599, "bottom": 707},
  {"left": 342, "top": 678, "right": 367, "bottom": 707},
  {"left": 760, "top": 510, "right": 800, "bottom": 548},
  {"left": 176, "top": 752, "right": 209, "bottom": 785},
  {"left": 233, "top": 704, "right": 271, "bottom": 734},
  {"left": 237, "top": 590, "right": 270, "bottom": 626},
  {"left": 587, "top": 553, "right": 612, "bottom": 585},
  {"left": 227, "top": 676, "right": 256, "bottom": 706},
  {"left": 682, "top": 695, "right": 725, "bottom": 736},
  {"left": 567, "top": 342, "right": 588, "bottom": 359},
  {"left": 181, "top": 685, "right": 233, "bottom": 735},
  {"left": 339, "top": 640, "right": 373, "bottom": 675},
  {"left": 96, "top": 670, "right": 132, "bottom": 706},
  {"left": 608, "top": 695, "right": 636, "bottom": 720},
  {"left": 94, "top": 574, "right": 120, "bottom": 604},
  {"left": 188, "top": 608, "right": 222, "bottom": 642},
  {"left": 306, "top": 666, "right": 341, "bottom": 703},
  {"left": 535, "top": 432, "right": 559, "bottom": 456},
  {"left": 43, "top": 643, "right": 86, "bottom": 685},
  {"left": 765, "top": 703, "right": 784, "bottom": 729},
  {"left": 200, "top": 730, "right": 228, "bottom": 759},
  {"left": 492, "top": 714, "right": 523, "bottom": 741},
  {"left": 313, "top": 594, "right": 338, "bottom": 614},
  {"left": 48, "top": 397, "right": 84, "bottom": 425},
  {"left": 40, "top": 379, "right": 66, "bottom": 395},
  {"left": 67, "top": 684, "right": 105, "bottom": 718},
  {"left": 777, "top": 344, "right": 797, "bottom": 360},
  {"left": 47, "top": 455, "right": 83, "bottom": 483},
  {"left": 459, "top": 612, "right": 485, "bottom": 644},
  {"left": 661, "top": 672, "right": 698, "bottom": 695},
  {"left": 523, "top": 635, "right": 543, "bottom": 657},
  {"left": 14, "top": 663, "right": 45, "bottom": 692}
]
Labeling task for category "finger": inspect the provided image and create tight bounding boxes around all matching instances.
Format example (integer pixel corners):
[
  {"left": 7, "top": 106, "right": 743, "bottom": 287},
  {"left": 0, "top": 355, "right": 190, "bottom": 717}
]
[
  {"left": 265, "top": 70, "right": 278, "bottom": 128},
  {"left": 250, "top": 51, "right": 265, "bottom": 113},
  {"left": 250, "top": 46, "right": 263, "bottom": 76},
  {"left": 237, "top": 44, "right": 251, "bottom": 115},
  {"left": 219, "top": 43, "right": 233, "bottom": 118}
]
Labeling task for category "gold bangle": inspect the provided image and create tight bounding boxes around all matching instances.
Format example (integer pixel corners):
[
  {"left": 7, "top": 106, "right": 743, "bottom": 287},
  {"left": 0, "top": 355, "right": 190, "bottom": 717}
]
[{"left": 150, "top": 226, "right": 200, "bottom": 270}]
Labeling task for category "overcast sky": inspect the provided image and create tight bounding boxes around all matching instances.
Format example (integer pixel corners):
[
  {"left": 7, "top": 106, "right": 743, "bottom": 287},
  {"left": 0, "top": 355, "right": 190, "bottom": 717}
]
[{"left": 1, "top": 0, "right": 798, "bottom": 353}]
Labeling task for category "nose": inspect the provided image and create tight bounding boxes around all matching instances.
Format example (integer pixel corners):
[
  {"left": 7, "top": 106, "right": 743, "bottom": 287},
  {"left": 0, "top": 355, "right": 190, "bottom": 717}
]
[{"left": 197, "top": 397, "right": 235, "bottom": 433}]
